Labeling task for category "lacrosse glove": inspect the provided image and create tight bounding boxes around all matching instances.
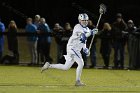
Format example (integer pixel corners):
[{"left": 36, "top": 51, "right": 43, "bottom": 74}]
[
  {"left": 91, "top": 28, "right": 98, "bottom": 35},
  {"left": 83, "top": 48, "right": 90, "bottom": 56}
]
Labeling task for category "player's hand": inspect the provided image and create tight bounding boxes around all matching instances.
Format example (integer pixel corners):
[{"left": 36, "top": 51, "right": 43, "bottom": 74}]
[
  {"left": 91, "top": 28, "right": 98, "bottom": 35},
  {"left": 83, "top": 48, "right": 90, "bottom": 56}
]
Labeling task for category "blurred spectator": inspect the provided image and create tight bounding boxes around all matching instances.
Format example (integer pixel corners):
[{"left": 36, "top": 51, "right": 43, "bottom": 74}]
[
  {"left": 60, "top": 22, "right": 73, "bottom": 64},
  {"left": 86, "top": 20, "right": 97, "bottom": 68},
  {"left": 127, "top": 20, "right": 137, "bottom": 33},
  {"left": 126, "top": 19, "right": 137, "bottom": 51},
  {"left": 33, "top": 14, "right": 40, "bottom": 64},
  {"left": 128, "top": 27, "right": 140, "bottom": 69},
  {"left": 34, "top": 14, "right": 41, "bottom": 28},
  {"left": 126, "top": 19, "right": 139, "bottom": 69},
  {"left": 99, "top": 22, "right": 113, "bottom": 69},
  {"left": 53, "top": 23, "right": 64, "bottom": 63},
  {"left": 0, "top": 18, "right": 5, "bottom": 61},
  {"left": 37, "top": 17, "right": 52, "bottom": 64},
  {"left": 0, "top": 20, "right": 19, "bottom": 64},
  {"left": 25, "top": 18, "right": 38, "bottom": 66},
  {"left": 111, "top": 13, "right": 128, "bottom": 69},
  {"left": 62, "top": 22, "right": 72, "bottom": 54}
]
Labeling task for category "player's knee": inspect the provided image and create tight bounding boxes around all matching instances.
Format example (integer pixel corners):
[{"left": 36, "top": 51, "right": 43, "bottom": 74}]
[
  {"left": 78, "top": 61, "right": 84, "bottom": 68},
  {"left": 81, "top": 61, "right": 84, "bottom": 67}
]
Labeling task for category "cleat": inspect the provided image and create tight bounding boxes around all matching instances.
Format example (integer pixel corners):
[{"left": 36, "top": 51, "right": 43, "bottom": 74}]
[
  {"left": 75, "top": 80, "right": 86, "bottom": 86},
  {"left": 41, "top": 62, "right": 50, "bottom": 73}
]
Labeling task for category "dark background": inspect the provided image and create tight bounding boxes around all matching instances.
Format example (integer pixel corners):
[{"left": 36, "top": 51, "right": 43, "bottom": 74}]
[{"left": 0, "top": 0, "right": 140, "bottom": 28}]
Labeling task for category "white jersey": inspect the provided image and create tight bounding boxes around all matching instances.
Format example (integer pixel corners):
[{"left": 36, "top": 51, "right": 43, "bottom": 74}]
[{"left": 67, "top": 24, "right": 90, "bottom": 54}]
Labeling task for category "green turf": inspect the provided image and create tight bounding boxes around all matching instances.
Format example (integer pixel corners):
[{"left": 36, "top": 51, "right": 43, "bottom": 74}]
[
  {"left": 1, "top": 30, "right": 138, "bottom": 93},
  {"left": 0, "top": 65, "right": 140, "bottom": 93}
]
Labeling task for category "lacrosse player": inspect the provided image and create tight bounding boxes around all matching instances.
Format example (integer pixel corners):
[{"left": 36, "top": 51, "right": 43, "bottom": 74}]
[{"left": 41, "top": 13, "right": 98, "bottom": 86}]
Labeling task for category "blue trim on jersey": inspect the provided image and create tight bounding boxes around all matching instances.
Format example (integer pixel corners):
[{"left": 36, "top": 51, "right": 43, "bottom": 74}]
[
  {"left": 80, "top": 33, "right": 86, "bottom": 44},
  {"left": 71, "top": 49, "right": 80, "bottom": 58}
]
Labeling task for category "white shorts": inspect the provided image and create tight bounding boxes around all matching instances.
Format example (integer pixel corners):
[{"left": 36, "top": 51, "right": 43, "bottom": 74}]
[{"left": 64, "top": 49, "right": 84, "bottom": 66}]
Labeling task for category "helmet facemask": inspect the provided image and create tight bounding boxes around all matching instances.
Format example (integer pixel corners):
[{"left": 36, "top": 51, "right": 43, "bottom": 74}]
[{"left": 78, "top": 13, "right": 89, "bottom": 27}]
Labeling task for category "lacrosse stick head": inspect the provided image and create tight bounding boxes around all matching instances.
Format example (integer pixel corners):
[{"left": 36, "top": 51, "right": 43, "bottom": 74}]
[{"left": 99, "top": 3, "right": 107, "bottom": 14}]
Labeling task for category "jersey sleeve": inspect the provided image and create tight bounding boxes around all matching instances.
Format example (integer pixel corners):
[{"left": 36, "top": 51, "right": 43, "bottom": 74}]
[{"left": 73, "top": 24, "right": 84, "bottom": 37}]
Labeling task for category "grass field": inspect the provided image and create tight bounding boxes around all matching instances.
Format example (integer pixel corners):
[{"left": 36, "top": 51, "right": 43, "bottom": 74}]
[
  {"left": 0, "top": 65, "right": 140, "bottom": 93},
  {"left": 1, "top": 29, "right": 139, "bottom": 93}
]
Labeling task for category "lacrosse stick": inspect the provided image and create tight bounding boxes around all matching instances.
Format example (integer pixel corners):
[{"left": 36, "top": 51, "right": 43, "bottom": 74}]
[{"left": 88, "top": 4, "right": 106, "bottom": 53}]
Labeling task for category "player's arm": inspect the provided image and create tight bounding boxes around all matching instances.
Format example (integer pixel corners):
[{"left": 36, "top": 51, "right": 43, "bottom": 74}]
[
  {"left": 79, "top": 28, "right": 98, "bottom": 42},
  {"left": 79, "top": 30, "right": 93, "bottom": 43}
]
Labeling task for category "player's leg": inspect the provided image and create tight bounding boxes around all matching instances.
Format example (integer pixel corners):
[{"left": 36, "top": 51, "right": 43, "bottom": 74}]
[
  {"left": 41, "top": 55, "right": 74, "bottom": 72},
  {"left": 49, "top": 55, "right": 74, "bottom": 70},
  {"left": 74, "top": 54, "right": 85, "bottom": 86}
]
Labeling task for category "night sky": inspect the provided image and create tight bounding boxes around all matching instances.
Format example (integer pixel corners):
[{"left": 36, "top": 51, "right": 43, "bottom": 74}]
[{"left": 0, "top": 0, "right": 140, "bottom": 28}]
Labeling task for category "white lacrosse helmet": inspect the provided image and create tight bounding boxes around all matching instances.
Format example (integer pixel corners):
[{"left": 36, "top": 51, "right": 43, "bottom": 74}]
[{"left": 78, "top": 13, "right": 89, "bottom": 21}]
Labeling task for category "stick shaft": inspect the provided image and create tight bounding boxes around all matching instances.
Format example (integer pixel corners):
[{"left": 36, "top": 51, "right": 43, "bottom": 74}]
[{"left": 88, "top": 13, "right": 102, "bottom": 51}]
